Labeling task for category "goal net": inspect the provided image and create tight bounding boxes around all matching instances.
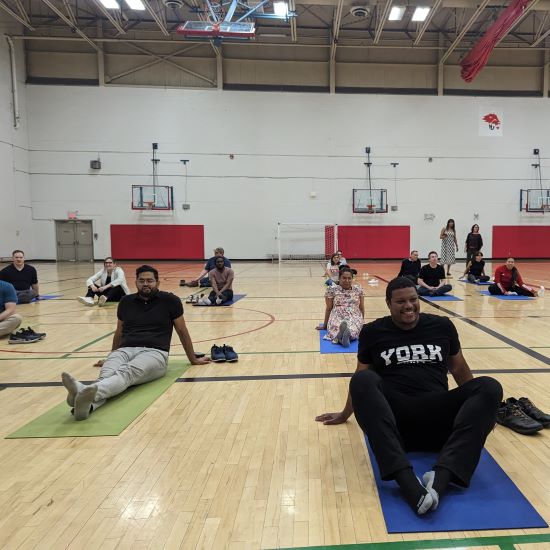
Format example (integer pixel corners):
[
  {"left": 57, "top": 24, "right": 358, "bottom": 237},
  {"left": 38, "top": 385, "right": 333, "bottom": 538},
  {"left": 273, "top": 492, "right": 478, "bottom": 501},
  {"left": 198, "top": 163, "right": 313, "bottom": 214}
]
[{"left": 276, "top": 223, "right": 338, "bottom": 262}]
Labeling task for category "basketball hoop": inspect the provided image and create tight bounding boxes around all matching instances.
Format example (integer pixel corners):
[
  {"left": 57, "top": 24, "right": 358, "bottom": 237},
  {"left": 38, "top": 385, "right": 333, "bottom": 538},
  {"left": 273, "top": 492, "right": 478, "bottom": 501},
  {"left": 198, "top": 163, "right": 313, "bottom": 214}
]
[
  {"left": 366, "top": 205, "right": 376, "bottom": 214},
  {"left": 144, "top": 201, "right": 154, "bottom": 210}
]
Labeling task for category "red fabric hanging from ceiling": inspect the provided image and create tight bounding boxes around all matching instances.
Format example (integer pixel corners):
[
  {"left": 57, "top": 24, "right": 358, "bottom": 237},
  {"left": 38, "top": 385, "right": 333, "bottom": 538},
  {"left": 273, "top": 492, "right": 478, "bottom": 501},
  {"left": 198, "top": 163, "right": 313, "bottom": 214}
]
[{"left": 460, "top": 0, "right": 531, "bottom": 83}]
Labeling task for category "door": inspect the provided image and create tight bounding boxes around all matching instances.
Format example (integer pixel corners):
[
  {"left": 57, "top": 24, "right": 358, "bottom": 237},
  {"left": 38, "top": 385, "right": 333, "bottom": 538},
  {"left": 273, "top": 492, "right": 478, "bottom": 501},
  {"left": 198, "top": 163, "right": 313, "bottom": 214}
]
[{"left": 55, "top": 220, "right": 94, "bottom": 261}]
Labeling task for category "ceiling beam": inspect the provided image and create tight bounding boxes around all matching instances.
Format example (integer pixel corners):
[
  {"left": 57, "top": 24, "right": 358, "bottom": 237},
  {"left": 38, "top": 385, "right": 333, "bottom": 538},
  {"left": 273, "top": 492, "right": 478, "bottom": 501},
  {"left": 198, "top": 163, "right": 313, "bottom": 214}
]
[
  {"left": 92, "top": 0, "right": 126, "bottom": 34},
  {"left": 439, "top": 0, "right": 490, "bottom": 65},
  {"left": 413, "top": 0, "right": 443, "bottom": 45},
  {"left": 0, "top": 0, "right": 35, "bottom": 30},
  {"left": 493, "top": 0, "right": 541, "bottom": 48},
  {"left": 330, "top": 0, "right": 344, "bottom": 60},
  {"left": 373, "top": 0, "right": 392, "bottom": 44},
  {"left": 289, "top": 0, "right": 298, "bottom": 42},
  {"left": 40, "top": 0, "right": 98, "bottom": 49},
  {"left": 142, "top": 0, "right": 170, "bottom": 36}
]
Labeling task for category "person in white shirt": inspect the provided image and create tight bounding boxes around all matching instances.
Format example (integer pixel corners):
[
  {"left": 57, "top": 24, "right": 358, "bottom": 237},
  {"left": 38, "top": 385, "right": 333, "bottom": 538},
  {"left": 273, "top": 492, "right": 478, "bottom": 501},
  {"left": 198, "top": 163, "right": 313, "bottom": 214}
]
[{"left": 78, "top": 257, "right": 130, "bottom": 306}]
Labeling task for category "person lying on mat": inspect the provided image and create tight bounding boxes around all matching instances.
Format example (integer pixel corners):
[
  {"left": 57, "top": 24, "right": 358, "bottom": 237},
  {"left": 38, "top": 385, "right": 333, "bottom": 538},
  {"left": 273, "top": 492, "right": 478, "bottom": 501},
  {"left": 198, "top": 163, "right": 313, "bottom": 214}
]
[
  {"left": 316, "top": 268, "right": 364, "bottom": 348},
  {"left": 315, "top": 277, "right": 502, "bottom": 516},
  {"left": 199, "top": 256, "right": 235, "bottom": 305},
  {"left": 488, "top": 257, "right": 538, "bottom": 297},
  {"left": 397, "top": 250, "right": 421, "bottom": 285},
  {"left": 61, "top": 264, "right": 209, "bottom": 421},
  {"left": 0, "top": 249, "right": 40, "bottom": 303},
  {"left": 462, "top": 251, "right": 490, "bottom": 284},
  {"left": 183, "top": 247, "right": 231, "bottom": 288},
  {"left": 417, "top": 251, "right": 453, "bottom": 297},
  {"left": 78, "top": 257, "right": 130, "bottom": 306}
]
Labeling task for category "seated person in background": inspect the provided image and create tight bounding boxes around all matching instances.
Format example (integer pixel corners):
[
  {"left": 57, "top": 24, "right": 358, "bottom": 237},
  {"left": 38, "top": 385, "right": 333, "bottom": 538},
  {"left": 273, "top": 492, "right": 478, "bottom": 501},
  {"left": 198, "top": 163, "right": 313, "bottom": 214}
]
[
  {"left": 462, "top": 252, "right": 490, "bottom": 284},
  {"left": 200, "top": 256, "right": 235, "bottom": 305},
  {"left": 417, "top": 251, "right": 453, "bottom": 296},
  {"left": 489, "top": 257, "right": 538, "bottom": 297},
  {"left": 0, "top": 280, "right": 44, "bottom": 343},
  {"left": 78, "top": 257, "right": 130, "bottom": 306},
  {"left": 397, "top": 250, "right": 421, "bottom": 284},
  {"left": 337, "top": 250, "right": 358, "bottom": 276},
  {"left": 315, "top": 277, "right": 502, "bottom": 515},
  {"left": 316, "top": 268, "right": 364, "bottom": 348},
  {"left": 0, "top": 250, "right": 39, "bottom": 303},
  {"left": 61, "top": 265, "right": 210, "bottom": 421},
  {"left": 183, "top": 247, "right": 231, "bottom": 287},
  {"left": 325, "top": 253, "right": 341, "bottom": 286}
]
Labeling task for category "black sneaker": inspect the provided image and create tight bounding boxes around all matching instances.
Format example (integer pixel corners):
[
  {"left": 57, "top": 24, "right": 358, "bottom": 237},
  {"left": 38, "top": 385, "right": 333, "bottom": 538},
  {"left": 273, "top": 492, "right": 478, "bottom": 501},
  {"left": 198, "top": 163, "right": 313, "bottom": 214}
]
[
  {"left": 514, "top": 397, "right": 550, "bottom": 428},
  {"left": 496, "top": 401, "right": 543, "bottom": 435},
  {"left": 9, "top": 329, "right": 41, "bottom": 344},
  {"left": 22, "top": 327, "right": 46, "bottom": 340},
  {"left": 223, "top": 345, "right": 238, "bottom": 362},
  {"left": 211, "top": 345, "right": 226, "bottom": 362}
]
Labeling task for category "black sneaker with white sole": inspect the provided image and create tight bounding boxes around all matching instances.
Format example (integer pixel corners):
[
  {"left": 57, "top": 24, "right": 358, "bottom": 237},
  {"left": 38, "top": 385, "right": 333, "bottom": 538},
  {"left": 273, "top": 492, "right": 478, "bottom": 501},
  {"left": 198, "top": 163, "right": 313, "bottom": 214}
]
[
  {"left": 513, "top": 397, "right": 550, "bottom": 428},
  {"left": 22, "top": 327, "right": 46, "bottom": 340},
  {"left": 211, "top": 345, "right": 226, "bottom": 362},
  {"left": 496, "top": 401, "right": 543, "bottom": 435},
  {"left": 9, "top": 329, "right": 41, "bottom": 344},
  {"left": 223, "top": 345, "right": 238, "bottom": 362}
]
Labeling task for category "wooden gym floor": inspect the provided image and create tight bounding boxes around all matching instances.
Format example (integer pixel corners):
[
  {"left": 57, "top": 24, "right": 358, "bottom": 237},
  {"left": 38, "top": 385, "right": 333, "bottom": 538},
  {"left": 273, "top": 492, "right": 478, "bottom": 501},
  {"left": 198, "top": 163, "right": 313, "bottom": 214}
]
[{"left": 1, "top": 260, "right": 550, "bottom": 550}]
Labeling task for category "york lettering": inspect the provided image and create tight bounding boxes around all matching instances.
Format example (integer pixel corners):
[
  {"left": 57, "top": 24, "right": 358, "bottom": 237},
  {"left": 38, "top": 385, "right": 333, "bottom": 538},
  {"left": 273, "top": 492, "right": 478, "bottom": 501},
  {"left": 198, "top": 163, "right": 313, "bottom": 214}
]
[{"left": 379, "top": 344, "right": 442, "bottom": 365}]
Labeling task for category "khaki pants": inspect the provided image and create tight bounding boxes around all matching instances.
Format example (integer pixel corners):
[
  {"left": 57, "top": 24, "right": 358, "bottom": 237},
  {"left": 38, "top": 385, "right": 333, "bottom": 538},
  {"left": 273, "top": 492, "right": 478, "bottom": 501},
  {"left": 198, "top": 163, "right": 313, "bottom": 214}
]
[{"left": 0, "top": 314, "right": 23, "bottom": 337}]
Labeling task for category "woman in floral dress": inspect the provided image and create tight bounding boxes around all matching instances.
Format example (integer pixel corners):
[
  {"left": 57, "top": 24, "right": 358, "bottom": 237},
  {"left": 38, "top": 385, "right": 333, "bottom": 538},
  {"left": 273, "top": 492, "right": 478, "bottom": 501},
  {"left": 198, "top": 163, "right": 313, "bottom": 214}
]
[
  {"left": 317, "top": 269, "right": 364, "bottom": 347},
  {"left": 439, "top": 218, "right": 458, "bottom": 277}
]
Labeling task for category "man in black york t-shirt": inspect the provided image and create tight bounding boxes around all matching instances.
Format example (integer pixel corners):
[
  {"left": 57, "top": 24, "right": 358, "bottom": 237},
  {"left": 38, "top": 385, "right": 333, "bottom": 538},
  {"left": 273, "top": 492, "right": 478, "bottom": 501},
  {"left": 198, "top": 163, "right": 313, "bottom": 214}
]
[
  {"left": 315, "top": 277, "right": 502, "bottom": 516},
  {"left": 0, "top": 250, "right": 39, "bottom": 303},
  {"left": 61, "top": 265, "right": 210, "bottom": 420},
  {"left": 417, "top": 251, "right": 453, "bottom": 296}
]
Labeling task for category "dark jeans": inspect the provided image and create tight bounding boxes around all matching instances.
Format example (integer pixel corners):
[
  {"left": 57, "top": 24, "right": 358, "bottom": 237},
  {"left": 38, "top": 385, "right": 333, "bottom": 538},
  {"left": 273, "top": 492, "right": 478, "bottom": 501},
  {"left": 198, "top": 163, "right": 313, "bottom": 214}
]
[
  {"left": 350, "top": 370, "right": 502, "bottom": 487},
  {"left": 16, "top": 289, "right": 37, "bottom": 303},
  {"left": 86, "top": 286, "right": 125, "bottom": 302},
  {"left": 199, "top": 277, "right": 211, "bottom": 287},
  {"left": 208, "top": 289, "right": 234, "bottom": 304},
  {"left": 467, "top": 274, "right": 490, "bottom": 283},
  {"left": 417, "top": 284, "right": 452, "bottom": 296},
  {"left": 465, "top": 248, "right": 479, "bottom": 265},
  {"left": 488, "top": 284, "right": 534, "bottom": 297}
]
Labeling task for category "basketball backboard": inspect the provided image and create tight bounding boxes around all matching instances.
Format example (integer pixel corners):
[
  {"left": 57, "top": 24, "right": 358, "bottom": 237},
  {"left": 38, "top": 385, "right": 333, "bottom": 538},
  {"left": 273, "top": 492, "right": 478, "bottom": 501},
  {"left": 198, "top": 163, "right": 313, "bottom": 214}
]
[
  {"left": 353, "top": 189, "right": 388, "bottom": 214},
  {"left": 176, "top": 21, "right": 255, "bottom": 39},
  {"left": 131, "top": 185, "right": 173, "bottom": 211},
  {"left": 520, "top": 188, "right": 550, "bottom": 213}
]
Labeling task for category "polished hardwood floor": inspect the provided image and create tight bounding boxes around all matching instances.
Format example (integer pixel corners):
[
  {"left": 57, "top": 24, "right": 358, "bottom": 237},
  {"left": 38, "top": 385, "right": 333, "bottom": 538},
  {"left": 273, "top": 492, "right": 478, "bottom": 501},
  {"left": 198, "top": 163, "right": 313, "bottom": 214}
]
[{"left": 0, "top": 260, "right": 549, "bottom": 549}]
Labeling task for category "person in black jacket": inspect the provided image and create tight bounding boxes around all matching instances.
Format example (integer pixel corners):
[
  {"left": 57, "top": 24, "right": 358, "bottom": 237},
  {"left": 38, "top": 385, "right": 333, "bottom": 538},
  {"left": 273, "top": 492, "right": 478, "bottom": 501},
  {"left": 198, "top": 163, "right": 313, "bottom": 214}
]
[
  {"left": 464, "top": 224, "right": 483, "bottom": 266},
  {"left": 397, "top": 250, "right": 421, "bottom": 284}
]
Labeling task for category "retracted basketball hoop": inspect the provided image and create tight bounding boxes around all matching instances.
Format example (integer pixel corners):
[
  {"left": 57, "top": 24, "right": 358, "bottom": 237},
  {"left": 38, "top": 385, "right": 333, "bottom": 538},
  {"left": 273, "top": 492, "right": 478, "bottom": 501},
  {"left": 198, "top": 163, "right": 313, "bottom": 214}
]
[{"left": 176, "top": 21, "right": 255, "bottom": 39}]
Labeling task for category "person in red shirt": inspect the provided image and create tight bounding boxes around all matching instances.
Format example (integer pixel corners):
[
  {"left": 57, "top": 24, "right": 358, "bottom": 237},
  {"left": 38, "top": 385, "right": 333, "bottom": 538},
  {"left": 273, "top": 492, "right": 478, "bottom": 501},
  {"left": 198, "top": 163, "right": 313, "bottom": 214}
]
[{"left": 488, "top": 258, "right": 538, "bottom": 297}]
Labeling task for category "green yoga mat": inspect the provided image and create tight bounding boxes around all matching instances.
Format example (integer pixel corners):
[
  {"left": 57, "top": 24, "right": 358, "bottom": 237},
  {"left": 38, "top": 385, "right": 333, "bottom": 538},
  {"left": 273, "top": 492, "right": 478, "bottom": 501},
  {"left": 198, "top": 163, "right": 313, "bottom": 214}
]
[{"left": 6, "top": 362, "right": 190, "bottom": 439}]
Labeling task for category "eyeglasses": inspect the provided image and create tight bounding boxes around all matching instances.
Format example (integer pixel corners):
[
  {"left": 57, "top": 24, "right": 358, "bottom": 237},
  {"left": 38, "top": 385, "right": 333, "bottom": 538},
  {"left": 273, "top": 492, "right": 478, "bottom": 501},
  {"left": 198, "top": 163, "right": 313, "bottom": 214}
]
[{"left": 137, "top": 278, "right": 156, "bottom": 284}]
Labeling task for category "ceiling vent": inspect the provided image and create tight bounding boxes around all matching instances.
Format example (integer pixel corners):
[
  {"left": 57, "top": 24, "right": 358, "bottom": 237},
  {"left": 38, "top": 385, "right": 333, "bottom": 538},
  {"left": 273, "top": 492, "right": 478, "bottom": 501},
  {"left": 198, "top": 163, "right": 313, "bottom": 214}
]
[
  {"left": 164, "top": 0, "right": 183, "bottom": 8},
  {"left": 350, "top": 5, "right": 369, "bottom": 17}
]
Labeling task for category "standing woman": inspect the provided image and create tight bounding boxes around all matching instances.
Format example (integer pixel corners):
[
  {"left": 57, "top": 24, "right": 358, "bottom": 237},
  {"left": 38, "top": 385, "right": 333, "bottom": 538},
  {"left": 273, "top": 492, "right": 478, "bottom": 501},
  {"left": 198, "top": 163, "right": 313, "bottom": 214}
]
[
  {"left": 316, "top": 269, "right": 365, "bottom": 347},
  {"left": 465, "top": 224, "right": 483, "bottom": 266},
  {"left": 489, "top": 258, "right": 538, "bottom": 297},
  {"left": 440, "top": 219, "right": 459, "bottom": 277}
]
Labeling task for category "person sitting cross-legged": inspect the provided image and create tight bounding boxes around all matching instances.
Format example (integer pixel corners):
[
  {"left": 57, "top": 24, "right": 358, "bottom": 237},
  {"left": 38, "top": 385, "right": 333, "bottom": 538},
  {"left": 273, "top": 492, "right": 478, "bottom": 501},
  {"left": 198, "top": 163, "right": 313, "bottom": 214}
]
[
  {"left": 61, "top": 265, "right": 210, "bottom": 420},
  {"left": 397, "top": 250, "right": 421, "bottom": 285},
  {"left": 462, "top": 251, "right": 490, "bottom": 284},
  {"left": 199, "top": 256, "right": 235, "bottom": 305},
  {"left": 0, "top": 249, "right": 40, "bottom": 303},
  {"left": 78, "top": 257, "right": 130, "bottom": 306},
  {"left": 315, "top": 277, "right": 502, "bottom": 515},
  {"left": 183, "top": 247, "right": 231, "bottom": 288},
  {"left": 417, "top": 251, "right": 453, "bottom": 296}
]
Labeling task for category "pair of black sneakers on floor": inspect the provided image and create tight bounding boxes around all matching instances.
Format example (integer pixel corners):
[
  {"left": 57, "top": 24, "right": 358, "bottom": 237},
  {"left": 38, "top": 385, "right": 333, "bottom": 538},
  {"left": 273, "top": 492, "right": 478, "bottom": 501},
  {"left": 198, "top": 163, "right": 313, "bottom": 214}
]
[
  {"left": 9, "top": 327, "right": 46, "bottom": 344},
  {"left": 496, "top": 397, "right": 550, "bottom": 435},
  {"left": 210, "top": 345, "right": 238, "bottom": 363}
]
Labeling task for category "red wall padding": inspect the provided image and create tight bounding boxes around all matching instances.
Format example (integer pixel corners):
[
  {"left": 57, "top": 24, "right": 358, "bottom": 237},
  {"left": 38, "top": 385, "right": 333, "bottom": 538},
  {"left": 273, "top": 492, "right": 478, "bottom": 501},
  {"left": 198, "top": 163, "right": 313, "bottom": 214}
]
[
  {"left": 338, "top": 226, "right": 410, "bottom": 259},
  {"left": 111, "top": 225, "right": 204, "bottom": 260},
  {"left": 492, "top": 226, "right": 550, "bottom": 258}
]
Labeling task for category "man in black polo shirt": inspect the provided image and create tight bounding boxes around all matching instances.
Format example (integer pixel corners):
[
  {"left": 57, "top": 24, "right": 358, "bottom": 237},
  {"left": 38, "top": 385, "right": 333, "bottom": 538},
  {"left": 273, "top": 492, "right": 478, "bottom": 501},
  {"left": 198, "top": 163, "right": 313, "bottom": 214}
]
[
  {"left": 315, "top": 277, "right": 502, "bottom": 515},
  {"left": 0, "top": 250, "right": 39, "bottom": 303},
  {"left": 61, "top": 264, "right": 209, "bottom": 420},
  {"left": 397, "top": 250, "right": 421, "bottom": 284},
  {"left": 417, "top": 251, "right": 453, "bottom": 296}
]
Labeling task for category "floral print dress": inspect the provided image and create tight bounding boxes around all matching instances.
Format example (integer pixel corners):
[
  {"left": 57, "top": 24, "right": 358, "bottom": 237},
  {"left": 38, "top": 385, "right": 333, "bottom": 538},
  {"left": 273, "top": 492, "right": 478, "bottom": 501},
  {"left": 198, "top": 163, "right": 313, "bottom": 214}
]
[{"left": 324, "top": 284, "right": 364, "bottom": 341}]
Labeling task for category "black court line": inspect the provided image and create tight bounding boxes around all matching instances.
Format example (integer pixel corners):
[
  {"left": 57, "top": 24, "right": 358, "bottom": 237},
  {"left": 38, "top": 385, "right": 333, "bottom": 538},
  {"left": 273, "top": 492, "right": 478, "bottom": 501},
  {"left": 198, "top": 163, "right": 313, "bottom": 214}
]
[
  {"left": 2, "top": 368, "right": 550, "bottom": 388},
  {"left": 374, "top": 275, "right": 550, "bottom": 369}
]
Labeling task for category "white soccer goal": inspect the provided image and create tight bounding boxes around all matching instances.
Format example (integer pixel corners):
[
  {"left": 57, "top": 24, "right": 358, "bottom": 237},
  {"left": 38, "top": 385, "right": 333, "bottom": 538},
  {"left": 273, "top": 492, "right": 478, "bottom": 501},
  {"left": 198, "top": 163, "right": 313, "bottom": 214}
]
[{"left": 276, "top": 223, "right": 338, "bottom": 263}]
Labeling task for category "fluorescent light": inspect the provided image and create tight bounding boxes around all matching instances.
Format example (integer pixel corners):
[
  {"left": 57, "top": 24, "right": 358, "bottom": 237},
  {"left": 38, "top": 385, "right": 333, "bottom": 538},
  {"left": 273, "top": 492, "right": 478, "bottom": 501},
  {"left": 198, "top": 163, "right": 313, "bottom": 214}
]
[
  {"left": 273, "top": 1, "right": 288, "bottom": 17},
  {"left": 124, "top": 0, "right": 145, "bottom": 9},
  {"left": 412, "top": 7, "right": 430, "bottom": 21},
  {"left": 99, "top": 0, "right": 120, "bottom": 8},
  {"left": 388, "top": 6, "right": 405, "bottom": 20}
]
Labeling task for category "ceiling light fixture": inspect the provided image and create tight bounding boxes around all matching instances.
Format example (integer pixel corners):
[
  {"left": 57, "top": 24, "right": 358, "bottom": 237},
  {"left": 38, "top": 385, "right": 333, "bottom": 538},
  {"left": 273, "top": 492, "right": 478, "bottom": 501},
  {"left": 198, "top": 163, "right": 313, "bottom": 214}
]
[
  {"left": 273, "top": 1, "right": 289, "bottom": 17},
  {"left": 388, "top": 6, "right": 405, "bottom": 21},
  {"left": 124, "top": 0, "right": 146, "bottom": 10},
  {"left": 412, "top": 7, "right": 430, "bottom": 21},
  {"left": 99, "top": 0, "right": 120, "bottom": 8}
]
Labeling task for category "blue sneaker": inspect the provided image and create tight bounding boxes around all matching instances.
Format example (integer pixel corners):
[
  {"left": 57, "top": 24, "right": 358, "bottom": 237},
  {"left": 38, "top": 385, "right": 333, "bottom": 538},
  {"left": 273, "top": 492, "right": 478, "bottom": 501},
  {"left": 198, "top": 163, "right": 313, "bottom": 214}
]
[
  {"left": 211, "top": 345, "right": 226, "bottom": 362},
  {"left": 223, "top": 345, "right": 238, "bottom": 362}
]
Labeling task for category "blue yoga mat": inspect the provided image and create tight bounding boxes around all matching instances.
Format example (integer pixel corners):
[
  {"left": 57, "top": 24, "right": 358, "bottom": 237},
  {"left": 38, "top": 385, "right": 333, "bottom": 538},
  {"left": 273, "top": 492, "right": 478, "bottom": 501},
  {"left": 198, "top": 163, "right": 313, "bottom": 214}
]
[
  {"left": 479, "top": 290, "right": 533, "bottom": 301},
  {"left": 31, "top": 295, "right": 63, "bottom": 302},
  {"left": 461, "top": 280, "right": 492, "bottom": 286},
  {"left": 421, "top": 295, "right": 463, "bottom": 302},
  {"left": 192, "top": 294, "right": 246, "bottom": 307},
  {"left": 319, "top": 330, "right": 358, "bottom": 354},
  {"left": 365, "top": 439, "right": 547, "bottom": 533}
]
